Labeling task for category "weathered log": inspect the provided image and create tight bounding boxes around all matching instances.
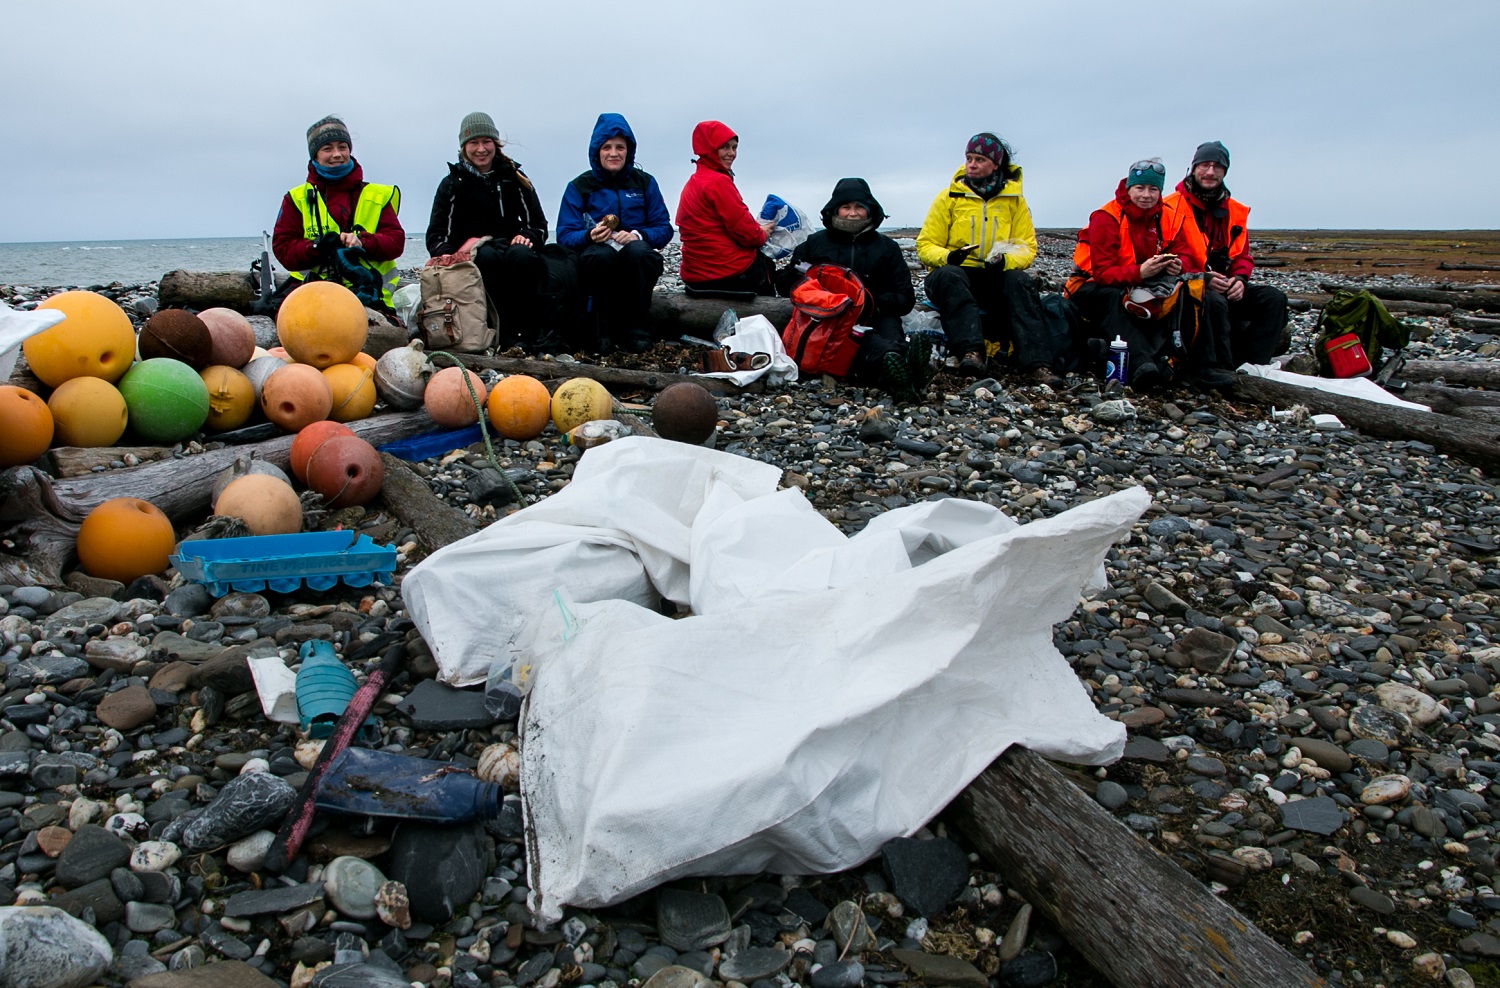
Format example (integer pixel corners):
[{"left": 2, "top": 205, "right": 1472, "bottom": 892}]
[
  {"left": 1401, "top": 359, "right": 1500, "bottom": 389},
  {"left": 440, "top": 355, "right": 752, "bottom": 396},
  {"left": 1229, "top": 373, "right": 1500, "bottom": 473},
  {"left": 157, "top": 270, "right": 263, "bottom": 313},
  {"left": 1439, "top": 262, "right": 1500, "bottom": 272},
  {"left": 45, "top": 446, "right": 174, "bottom": 479},
  {"left": 954, "top": 747, "right": 1328, "bottom": 988},
  {"left": 1289, "top": 293, "right": 1453, "bottom": 316},
  {"left": 0, "top": 412, "right": 437, "bottom": 587},
  {"left": 1321, "top": 281, "right": 1500, "bottom": 312},
  {"left": 375, "top": 452, "right": 478, "bottom": 555},
  {"left": 1451, "top": 313, "right": 1500, "bottom": 333},
  {"left": 1399, "top": 383, "right": 1500, "bottom": 412},
  {"left": 648, "top": 293, "right": 793, "bottom": 334}
]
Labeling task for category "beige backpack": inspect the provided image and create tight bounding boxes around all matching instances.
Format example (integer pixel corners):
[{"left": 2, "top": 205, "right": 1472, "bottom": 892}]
[{"left": 416, "top": 251, "right": 499, "bottom": 353}]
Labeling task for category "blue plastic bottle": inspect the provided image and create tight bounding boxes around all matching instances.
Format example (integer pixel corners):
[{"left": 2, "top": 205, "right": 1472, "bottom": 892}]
[
  {"left": 314, "top": 747, "right": 503, "bottom": 824},
  {"left": 1105, "top": 335, "right": 1129, "bottom": 386},
  {"left": 296, "top": 641, "right": 359, "bottom": 739}
]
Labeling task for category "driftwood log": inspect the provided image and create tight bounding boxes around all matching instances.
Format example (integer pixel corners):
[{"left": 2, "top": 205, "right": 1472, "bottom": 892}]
[
  {"left": 1440, "top": 262, "right": 1500, "bottom": 272},
  {"left": 1320, "top": 282, "right": 1500, "bottom": 313},
  {"left": 1400, "top": 383, "right": 1500, "bottom": 424},
  {"left": 648, "top": 293, "right": 792, "bottom": 334},
  {"left": 157, "top": 270, "right": 265, "bottom": 312},
  {"left": 954, "top": 748, "right": 1327, "bottom": 988},
  {"left": 1229, "top": 374, "right": 1500, "bottom": 472},
  {"left": 376, "top": 452, "right": 478, "bottom": 555},
  {"left": 1450, "top": 313, "right": 1500, "bottom": 333},
  {"left": 44, "top": 446, "right": 175, "bottom": 479},
  {"left": 1401, "top": 359, "right": 1500, "bottom": 389},
  {"left": 0, "top": 412, "right": 436, "bottom": 587},
  {"left": 1288, "top": 293, "right": 1452, "bottom": 316}
]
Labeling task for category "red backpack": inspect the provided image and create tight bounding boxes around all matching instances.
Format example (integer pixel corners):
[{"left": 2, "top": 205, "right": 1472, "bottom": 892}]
[{"left": 781, "top": 264, "right": 869, "bottom": 377}]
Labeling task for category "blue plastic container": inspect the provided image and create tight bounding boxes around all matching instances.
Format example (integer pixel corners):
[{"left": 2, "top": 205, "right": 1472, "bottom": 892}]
[
  {"left": 314, "top": 747, "right": 503, "bottom": 823},
  {"left": 170, "top": 530, "right": 397, "bottom": 597},
  {"left": 377, "top": 424, "right": 483, "bottom": 462},
  {"left": 296, "top": 640, "right": 358, "bottom": 738}
]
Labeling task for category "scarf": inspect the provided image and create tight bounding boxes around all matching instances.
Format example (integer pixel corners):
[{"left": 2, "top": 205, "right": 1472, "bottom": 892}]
[
  {"left": 829, "top": 215, "right": 871, "bottom": 236},
  {"left": 961, "top": 172, "right": 1004, "bottom": 200},
  {"left": 1186, "top": 173, "right": 1230, "bottom": 208},
  {"left": 312, "top": 160, "right": 354, "bottom": 181}
]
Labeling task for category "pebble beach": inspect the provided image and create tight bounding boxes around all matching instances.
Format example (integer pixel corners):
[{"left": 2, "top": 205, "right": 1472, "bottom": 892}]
[{"left": 1, "top": 230, "right": 1499, "bottom": 988}]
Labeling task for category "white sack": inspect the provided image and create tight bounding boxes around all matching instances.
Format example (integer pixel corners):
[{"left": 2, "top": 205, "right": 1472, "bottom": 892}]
[
  {"left": 0, "top": 304, "right": 66, "bottom": 381},
  {"left": 693, "top": 314, "right": 799, "bottom": 387}
]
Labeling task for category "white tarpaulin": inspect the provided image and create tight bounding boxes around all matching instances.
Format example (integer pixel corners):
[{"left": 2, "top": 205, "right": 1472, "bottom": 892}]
[
  {"left": 401, "top": 437, "right": 1148, "bottom": 924},
  {"left": 1238, "top": 362, "right": 1432, "bottom": 411}
]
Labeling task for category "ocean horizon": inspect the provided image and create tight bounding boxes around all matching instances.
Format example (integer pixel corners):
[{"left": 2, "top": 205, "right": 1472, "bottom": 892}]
[{"left": 0, "top": 236, "right": 434, "bottom": 288}]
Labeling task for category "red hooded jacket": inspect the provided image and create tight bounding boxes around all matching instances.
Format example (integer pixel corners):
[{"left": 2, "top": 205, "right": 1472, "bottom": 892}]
[
  {"left": 674, "top": 121, "right": 767, "bottom": 283},
  {"left": 272, "top": 160, "right": 405, "bottom": 272}
]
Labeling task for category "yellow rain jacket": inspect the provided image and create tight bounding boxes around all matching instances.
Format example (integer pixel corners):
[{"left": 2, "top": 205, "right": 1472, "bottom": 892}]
[{"left": 916, "top": 167, "right": 1037, "bottom": 272}]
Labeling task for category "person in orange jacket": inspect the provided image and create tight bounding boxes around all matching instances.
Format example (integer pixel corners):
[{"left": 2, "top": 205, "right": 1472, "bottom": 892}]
[{"left": 1163, "top": 142, "right": 1289, "bottom": 366}]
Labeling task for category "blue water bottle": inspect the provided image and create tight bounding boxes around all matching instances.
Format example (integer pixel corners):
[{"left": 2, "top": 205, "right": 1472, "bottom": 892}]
[
  {"left": 1105, "top": 335, "right": 1129, "bottom": 385},
  {"left": 296, "top": 640, "right": 358, "bottom": 739}
]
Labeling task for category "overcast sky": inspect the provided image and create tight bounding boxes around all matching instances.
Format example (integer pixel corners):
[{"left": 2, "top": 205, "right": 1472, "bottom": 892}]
[{"left": 3, "top": 0, "right": 1497, "bottom": 245}]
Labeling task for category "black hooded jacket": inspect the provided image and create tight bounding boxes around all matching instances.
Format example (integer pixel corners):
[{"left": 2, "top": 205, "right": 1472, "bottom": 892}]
[
  {"left": 426, "top": 158, "right": 548, "bottom": 256},
  {"left": 775, "top": 177, "right": 915, "bottom": 320}
]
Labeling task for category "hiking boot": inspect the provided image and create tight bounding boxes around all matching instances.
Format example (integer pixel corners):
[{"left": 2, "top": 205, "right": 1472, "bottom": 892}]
[
  {"left": 957, "top": 351, "right": 988, "bottom": 377},
  {"left": 623, "top": 330, "right": 653, "bottom": 354},
  {"left": 881, "top": 351, "right": 916, "bottom": 401},
  {"left": 1130, "top": 360, "right": 1164, "bottom": 391},
  {"left": 1189, "top": 366, "right": 1236, "bottom": 391},
  {"left": 906, "top": 336, "right": 935, "bottom": 388},
  {"left": 1026, "top": 366, "right": 1065, "bottom": 388}
]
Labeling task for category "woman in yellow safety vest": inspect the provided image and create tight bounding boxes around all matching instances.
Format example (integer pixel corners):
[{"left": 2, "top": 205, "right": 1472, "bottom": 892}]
[{"left": 271, "top": 115, "right": 405, "bottom": 311}]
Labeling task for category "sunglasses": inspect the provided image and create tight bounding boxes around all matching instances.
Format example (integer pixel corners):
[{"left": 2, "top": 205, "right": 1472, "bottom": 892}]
[{"left": 1130, "top": 160, "right": 1166, "bottom": 175}]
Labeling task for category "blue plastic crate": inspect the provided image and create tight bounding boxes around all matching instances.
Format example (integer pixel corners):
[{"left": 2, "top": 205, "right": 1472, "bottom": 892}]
[
  {"left": 171, "top": 531, "right": 398, "bottom": 597},
  {"left": 377, "top": 425, "right": 483, "bottom": 462}
]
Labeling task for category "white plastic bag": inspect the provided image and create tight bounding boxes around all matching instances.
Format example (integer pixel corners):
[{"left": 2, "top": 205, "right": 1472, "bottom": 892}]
[
  {"left": 390, "top": 283, "right": 422, "bottom": 330},
  {"left": 0, "top": 303, "right": 65, "bottom": 380},
  {"left": 758, "top": 195, "right": 813, "bottom": 260},
  {"left": 691, "top": 313, "right": 798, "bottom": 387}
]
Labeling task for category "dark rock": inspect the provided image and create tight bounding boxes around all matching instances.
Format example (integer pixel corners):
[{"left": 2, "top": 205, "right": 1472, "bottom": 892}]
[
  {"left": 811, "top": 960, "right": 865, "bottom": 988},
  {"left": 888, "top": 949, "right": 987, "bottom": 988},
  {"left": 181, "top": 771, "right": 296, "bottom": 852},
  {"left": 880, "top": 837, "right": 970, "bottom": 917},
  {"left": 54, "top": 824, "right": 130, "bottom": 887},
  {"left": 164, "top": 584, "right": 214, "bottom": 617},
  {"left": 999, "top": 951, "right": 1057, "bottom": 988},
  {"left": 396, "top": 679, "right": 496, "bottom": 731},
  {"left": 1456, "top": 932, "right": 1500, "bottom": 958},
  {"left": 1176, "top": 627, "right": 1235, "bottom": 675},
  {"left": 1349, "top": 886, "right": 1395, "bottom": 915},
  {"left": 718, "top": 947, "right": 790, "bottom": 981},
  {"left": 51, "top": 876, "right": 126, "bottom": 924},
  {"left": 1292, "top": 738, "right": 1352, "bottom": 773},
  {"left": 783, "top": 887, "right": 829, "bottom": 926},
  {"left": 10, "top": 654, "right": 90, "bottom": 686},
  {"left": 387, "top": 821, "right": 488, "bottom": 924},
  {"left": 224, "top": 881, "right": 326, "bottom": 917},
  {"left": 1280, "top": 797, "right": 1346, "bottom": 836},
  {"left": 656, "top": 888, "right": 732, "bottom": 951},
  {"left": 189, "top": 645, "right": 260, "bottom": 695},
  {"left": 1094, "top": 781, "right": 1128, "bottom": 811},
  {"left": 95, "top": 683, "right": 158, "bottom": 730}
]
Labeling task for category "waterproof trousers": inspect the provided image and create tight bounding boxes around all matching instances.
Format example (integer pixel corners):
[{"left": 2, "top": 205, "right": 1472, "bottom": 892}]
[
  {"left": 683, "top": 253, "right": 776, "bottom": 296},
  {"left": 923, "top": 265, "right": 1054, "bottom": 370},
  {"left": 1223, "top": 284, "right": 1290, "bottom": 366},
  {"left": 577, "top": 241, "right": 665, "bottom": 345},
  {"left": 474, "top": 242, "right": 547, "bottom": 347}
]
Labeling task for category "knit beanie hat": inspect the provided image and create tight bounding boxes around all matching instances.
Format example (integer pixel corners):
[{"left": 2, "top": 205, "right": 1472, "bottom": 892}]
[
  {"left": 1126, "top": 158, "right": 1166, "bottom": 189},
  {"left": 306, "top": 116, "right": 351, "bottom": 158},
  {"left": 1190, "top": 141, "right": 1230, "bottom": 171},
  {"left": 459, "top": 112, "right": 500, "bottom": 147},
  {"left": 965, "top": 133, "right": 1005, "bottom": 168}
]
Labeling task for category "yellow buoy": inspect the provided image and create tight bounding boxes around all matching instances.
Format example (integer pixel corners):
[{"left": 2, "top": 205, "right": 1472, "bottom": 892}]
[
  {"left": 47, "top": 377, "right": 128, "bottom": 447},
  {"left": 275, "top": 281, "right": 368, "bottom": 368},
  {"left": 322, "top": 362, "right": 377, "bottom": 422},
  {"left": 25, "top": 291, "right": 136, "bottom": 386},
  {"left": 550, "top": 377, "right": 613, "bottom": 434},
  {"left": 200, "top": 365, "right": 256, "bottom": 432}
]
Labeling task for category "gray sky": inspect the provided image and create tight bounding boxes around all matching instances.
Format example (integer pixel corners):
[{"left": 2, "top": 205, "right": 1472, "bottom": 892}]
[{"left": 3, "top": 0, "right": 1497, "bottom": 244}]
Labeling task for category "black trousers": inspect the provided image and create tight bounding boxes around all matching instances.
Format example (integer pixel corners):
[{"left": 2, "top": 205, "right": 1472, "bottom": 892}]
[
  {"left": 577, "top": 241, "right": 665, "bottom": 340},
  {"left": 1224, "top": 284, "right": 1290, "bottom": 366},
  {"left": 923, "top": 264, "right": 1053, "bottom": 369},
  {"left": 1072, "top": 281, "right": 1232, "bottom": 385},
  {"left": 474, "top": 242, "right": 546, "bottom": 345},
  {"left": 683, "top": 252, "right": 776, "bottom": 296},
  {"left": 852, "top": 312, "right": 904, "bottom": 383}
]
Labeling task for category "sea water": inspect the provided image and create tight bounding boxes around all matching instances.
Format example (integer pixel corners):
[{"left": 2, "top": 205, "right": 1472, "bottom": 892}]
[{"left": 0, "top": 237, "right": 432, "bottom": 288}]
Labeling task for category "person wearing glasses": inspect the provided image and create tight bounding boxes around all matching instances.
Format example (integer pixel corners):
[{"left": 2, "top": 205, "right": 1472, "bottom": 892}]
[
  {"left": 1162, "top": 141, "right": 1289, "bottom": 366},
  {"left": 915, "top": 133, "right": 1060, "bottom": 385},
  {"left": 1064, "top": 158, "right": 1233, "bottom": 390}
]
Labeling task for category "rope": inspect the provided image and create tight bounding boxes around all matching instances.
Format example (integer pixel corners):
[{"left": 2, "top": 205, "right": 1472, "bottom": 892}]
[{"left": 427, "top": 350, "right": 525, "bottom": 508}]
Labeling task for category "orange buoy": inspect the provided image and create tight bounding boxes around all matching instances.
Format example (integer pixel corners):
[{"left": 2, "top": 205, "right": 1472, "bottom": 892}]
[
  {"left": 0, "top": 386, "right": 55, "bottom": 466},
  {"left": 349, "top": 351, "right": 378, "bottom": 372},
  {"left": 276, "top": 281, "right": 367, "bottom": 368},
  {"left": 322, "top": 363, "right": 377, "bottom": 422},
  {"left": 25, "top": 290, "right": 136, "bottom": 386},
  {"left": 424, "top": 366, "right": 488, "bottom": 428},
  {"left": 46, "top": 377, "right": 128, "bottom": 448},
  {"left": 214, "top": 474, "right": 302, "bottom": 535},
  {"left": 261, "top": 363, "right": 333, "bottom": 432},
  {"left": 198, "top": 307, "right": 258, "bottom": 368},
  {"left": 199, "top": 366, "right": 257, "bottom": 432},
  {"left": 305, "top": 435, "right": 384, "bottom": 508},
  {"left": 550, "top": 377, "right": 614, "bottom": 434},
  {"left": 289, "top": 420, "right": 356, "bottom": 483},
  {"left": 487, "top": 375, "right": 552, "bottom": 441},
  {"left": 75, "top": 497, "right": 175, "bottom": 583}
]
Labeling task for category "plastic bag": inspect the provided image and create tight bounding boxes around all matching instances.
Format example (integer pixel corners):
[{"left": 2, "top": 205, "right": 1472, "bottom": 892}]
[
  {"left": 391, "top": 283, "right": 422, "bottom": 330},
  {"left": 758, "top": 195, "right": 813, "bottom": 260},
  {"left": 984, "top": 239, "right": 1030, "bottom": 265}
]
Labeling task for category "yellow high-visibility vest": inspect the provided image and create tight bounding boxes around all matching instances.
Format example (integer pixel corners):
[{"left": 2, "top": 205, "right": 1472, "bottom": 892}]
[{"left": 287, "top": 182, "right": 401, "bottom": 306}]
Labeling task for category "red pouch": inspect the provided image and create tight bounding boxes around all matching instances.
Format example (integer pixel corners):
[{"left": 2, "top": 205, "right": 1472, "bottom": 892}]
[{"left": 1323, "top": 332, "right": 1372, "bottom": 378}]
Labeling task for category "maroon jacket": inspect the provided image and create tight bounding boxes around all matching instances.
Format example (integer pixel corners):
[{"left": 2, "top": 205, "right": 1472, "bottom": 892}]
[
  {"left": 1172, "top": 180, "right": 1255, "bottom": 280},
  {"left": 1083, "top": 181, "right": 1202, "bottom": 287},
  {"left": 272, "top": 159, "right": 405, "bottom": 272},
  {"left": 674, "top": 121, "right": 767, "bottom": 283}
]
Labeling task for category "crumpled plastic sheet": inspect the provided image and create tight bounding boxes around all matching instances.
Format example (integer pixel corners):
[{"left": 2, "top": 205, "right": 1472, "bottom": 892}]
[
  {"left": 0, "top": 303, "right": 66, "bottom": 381},
  {"left": 401, "top": 437, "right": 1148, "bottom": 924},
  {"left": 1238, "top": 362, "right": 1431, "bottom": 411}
]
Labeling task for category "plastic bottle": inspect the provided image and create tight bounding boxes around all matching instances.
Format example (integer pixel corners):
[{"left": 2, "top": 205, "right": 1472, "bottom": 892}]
[
  {"left": 296, "top": 641, "right": 357, "bottom": 739},
  {"left": 1105, "top": 336, "right": 1129, "bottom": 386},
  {"left": 313, "top": 747, "right": 503, "bottom": 823}
]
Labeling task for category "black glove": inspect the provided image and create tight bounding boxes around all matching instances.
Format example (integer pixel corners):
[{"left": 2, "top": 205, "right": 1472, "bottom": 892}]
[
  {"left": 946, "top": 245, "right": 979, "bottom": 266},
  {"left": 314, "top": 233, "right": 343, "bottom": 260}
]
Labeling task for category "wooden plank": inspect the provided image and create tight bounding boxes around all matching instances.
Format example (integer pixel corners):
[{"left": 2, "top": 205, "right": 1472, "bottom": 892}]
[{"left": 953, "top": 747, "right": 1328, "bottom": 988}]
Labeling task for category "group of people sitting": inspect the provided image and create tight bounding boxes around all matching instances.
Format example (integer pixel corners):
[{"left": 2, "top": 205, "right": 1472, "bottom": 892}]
[{"left": 272, "top": 114, "right": 1289, "bottom": 396}]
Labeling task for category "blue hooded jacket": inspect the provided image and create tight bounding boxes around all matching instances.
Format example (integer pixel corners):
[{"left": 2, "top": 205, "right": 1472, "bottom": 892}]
[{"left": 556, "top": 113, "right": 674, "bottom": 251}]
